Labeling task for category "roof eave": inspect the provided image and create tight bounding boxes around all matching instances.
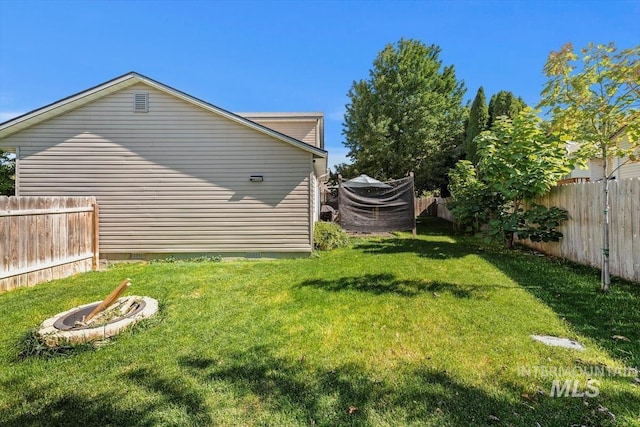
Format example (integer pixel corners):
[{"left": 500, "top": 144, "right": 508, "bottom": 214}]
[
  {"left": 0, "top": 72, "right": 328, "bottom": 159},
  {"left": 0, "top": 72, "right": 141, "bottom": 139},
  {"left": 137, "top": 77, "right": 327, "bottom": 157}
]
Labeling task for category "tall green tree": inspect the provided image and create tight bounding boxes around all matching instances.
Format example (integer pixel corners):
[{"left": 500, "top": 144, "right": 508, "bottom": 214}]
[
  {"left": 478, "top": 108, "right": 571, "bottom": 204},
  {"left": 342, "top": 38, "right": 467, "bottom": 193},
  {"left": 475, "top": 108, "right": 571, "bottom": 248},
  {"left": 488, "top": 90, "right": 526, "bottom": 127},
  {"left": 538, "top": 42, "right": 640, "bottom": 292},
  {"left": 334, "top": 162, "right": 360, "bottom": 180},
  {"left": 464, "top": 87, "right": 489, "bottom": 164},
  {"left": 0, "top": 151, "right": 15, "bottom": 196}
]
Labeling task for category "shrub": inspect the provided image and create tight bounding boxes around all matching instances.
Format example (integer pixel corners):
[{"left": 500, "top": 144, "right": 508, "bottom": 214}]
[
  {"left": 447, "top": 160, "right": 502, "bottom": 234},
  {"left": 517, "top": 203, "right": 569, "bottom": 243},
  {"left": 484, "top": 203, "right": 568, "bottom": 247},
  {"left": 314, "top": 222, "right": 349, "bottom": 251}
]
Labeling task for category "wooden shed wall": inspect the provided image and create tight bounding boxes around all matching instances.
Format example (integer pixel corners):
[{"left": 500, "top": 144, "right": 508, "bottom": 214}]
[{"left": 4, "top": 83, "right": 313, "bottom": 257}]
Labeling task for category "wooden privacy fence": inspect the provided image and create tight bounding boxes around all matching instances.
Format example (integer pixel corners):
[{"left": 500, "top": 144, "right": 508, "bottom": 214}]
[
  {"left": 0, "top": 196, "right": 99, "bottom": 292},
  {"left": 416, "top": 180, "right": 639, "bottom": 283},
  {"left": 523, "top": 179, "right": 639, "bottom": 283},
  {"left": 415, "top": 197, "right": 454, "bottom": 222}
]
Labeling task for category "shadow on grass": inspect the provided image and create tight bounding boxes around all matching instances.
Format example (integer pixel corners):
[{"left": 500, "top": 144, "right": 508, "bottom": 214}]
[
  {"left": 177, "top": 345, "right": 616, "bottom": 427},
  {"left": 125, "top": 367, "right": 212, "bottom": 424},
  {"left": 298, "top": 273, "right": 474, "bottom": 298},
  {"left": 1, "top": 369, "right": 212, "bottom": 427},
  {"left": 416, "top": 217, "right": 457, "bottom": 236},
  {"left": 0, "top": 386, "right": 157, "bottom": 427},
  {"left": 353, "top": 238, "right": 473, "bottom": 260},
  {"left": 352, "top": 219, "right": 480, "bottom": 260},
  {"left": 417, "top": 217, "right": 640, "bottom": 367},
  {"left": 481, "top": 249, "right": 640, "bottom": 367}
]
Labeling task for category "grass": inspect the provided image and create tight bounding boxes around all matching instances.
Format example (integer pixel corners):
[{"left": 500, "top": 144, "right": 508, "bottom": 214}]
[{"left": 0, "top": 218, "right": 638, "bottom": 426}]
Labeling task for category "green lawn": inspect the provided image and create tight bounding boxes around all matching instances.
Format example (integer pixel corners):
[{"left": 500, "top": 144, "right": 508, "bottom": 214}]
[{"left": 0, "top": 218, "right": 638, "bottom": 426}]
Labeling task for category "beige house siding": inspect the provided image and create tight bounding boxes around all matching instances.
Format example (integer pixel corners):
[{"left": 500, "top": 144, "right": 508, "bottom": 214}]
[
  {"left": 4, "top": 83, "right": 314, "bottom": 257},
  {"left": 566, "top": 133, "right": 640, "bottom": 181},
  {"left": 571, "top": 155, "right": 640, "bottom": 181},
  {"left": 619, "top": 160, "right": 640, "bottom": 179},
  {"left": 567, "top": 164, "right": 591, "bottom": 180},
  {"left": 254, "top": 120, "right": 318, "bottom": 147},
  {"left": 239, "top": 113, "right": 323, "bottom": 149},
  {"left": 617, "top": 134, "right": 640, "bottom": 179}
]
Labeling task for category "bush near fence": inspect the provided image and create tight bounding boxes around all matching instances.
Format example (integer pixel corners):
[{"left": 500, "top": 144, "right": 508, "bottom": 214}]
[
  {"left": 0, "top": 196, "right": 99, "bottom": 292},
  {"left": 417, "top": 179, "right": 639, "bottom": 283}
]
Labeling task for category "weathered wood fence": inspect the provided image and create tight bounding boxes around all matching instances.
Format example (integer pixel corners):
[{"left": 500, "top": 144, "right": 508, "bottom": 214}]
[
  {"left": 415, "top": 197, "right": 454, "bottom": 222},
  {"left": 523, "top": 179, "right": 639, "bottom": 283},
  {"left": 417, "top": 179, "right": 639, "bottom": 283},
  {"left": 0, "top": 196, "right": 99, "bottom": 292}
]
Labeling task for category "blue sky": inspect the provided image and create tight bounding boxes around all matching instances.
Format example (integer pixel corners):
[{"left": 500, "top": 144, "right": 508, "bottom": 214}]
[{"left": 1, "top": 0, "right": 639, "bottom": 169}]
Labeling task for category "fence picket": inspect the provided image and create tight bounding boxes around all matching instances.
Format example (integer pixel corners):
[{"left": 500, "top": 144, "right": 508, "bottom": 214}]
[
  {"left": 417, "top": 178, "right": 639, "bottom": 283},
  {"left": 0, "top": 196, "right": 99, "bottom": 292}
]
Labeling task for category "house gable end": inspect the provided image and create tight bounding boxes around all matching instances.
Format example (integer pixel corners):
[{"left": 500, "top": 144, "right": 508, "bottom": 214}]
[
  {"left": 1, "top": 72, "right": 327, "bottom": 162},
  {"left": 6, "top": 82, "right": 315, "bottom": 255}
]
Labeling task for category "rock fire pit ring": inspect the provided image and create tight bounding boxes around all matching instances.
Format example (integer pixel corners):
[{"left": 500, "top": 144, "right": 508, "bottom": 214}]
[{"left": 38, "top": 296, "right": 158, "bottom": 347}]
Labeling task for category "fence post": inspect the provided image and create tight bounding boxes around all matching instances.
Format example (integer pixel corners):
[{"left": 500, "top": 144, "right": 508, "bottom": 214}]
[{"left": 92, "top": 202, "right": 100, "bottom": 270}]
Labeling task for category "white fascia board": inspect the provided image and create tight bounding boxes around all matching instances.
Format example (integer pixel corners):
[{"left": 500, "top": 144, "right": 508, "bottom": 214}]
[
  {"left": 237, "top": 112, "right": 324, "bottom": 120},
  {"left": 0, "top": 72, "right": 328, "bottom": 160},
  {"left": 0, "top": 75, "right": 139, "bottom": 139}
]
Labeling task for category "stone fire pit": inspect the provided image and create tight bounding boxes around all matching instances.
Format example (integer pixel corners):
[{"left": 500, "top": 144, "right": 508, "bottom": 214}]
[{"left": 37, "top": 295, "right": 158, "bottom": 347}]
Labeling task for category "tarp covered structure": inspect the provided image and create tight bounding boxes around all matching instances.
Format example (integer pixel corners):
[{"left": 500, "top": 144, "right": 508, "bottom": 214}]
[
  {"left": 342, "top": 174, "right": 393, "bottom": 189},
  {"left": 338, "top": 174, "right": 416, "bottom": 233}
]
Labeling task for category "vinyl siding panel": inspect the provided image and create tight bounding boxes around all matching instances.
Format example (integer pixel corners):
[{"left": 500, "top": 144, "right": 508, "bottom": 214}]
[
  {"left": 618, "top": 134, "right": 640, "bottom": 179},
  {"left": 619, "top": 161, "right": 640, "bottom": 179},
  {"left": 567, "top": 166, "right": 590, "bottom": 179},
  {"left": 249, "top": 119, "right": 319, "bottom": 148},
  {"left": 567, "top": 134, "right": 640, "bottom": 181},
  {"left": 4, "top": 83, "right": 313, "bottom": 255}
]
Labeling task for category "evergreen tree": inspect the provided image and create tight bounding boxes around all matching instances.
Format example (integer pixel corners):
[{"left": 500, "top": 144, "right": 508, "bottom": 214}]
[
  {"left": 488, "top": 91, "right": 526, "bottom": 127},
  {"left": 464, "top": 87, "right": 489, "bottom": 164},
  {"left": 342, "top": 38, "right": 467, "bottom": 193}
]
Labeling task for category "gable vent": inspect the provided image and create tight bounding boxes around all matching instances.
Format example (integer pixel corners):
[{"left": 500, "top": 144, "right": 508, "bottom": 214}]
[{"left": 134, "top": 92, "right": 148, "bottom": 112}]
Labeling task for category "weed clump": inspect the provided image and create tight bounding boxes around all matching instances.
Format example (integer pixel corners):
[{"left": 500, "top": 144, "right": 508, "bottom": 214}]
[{"left": 150, "top": 255, "right": 222, "bottom": 264}]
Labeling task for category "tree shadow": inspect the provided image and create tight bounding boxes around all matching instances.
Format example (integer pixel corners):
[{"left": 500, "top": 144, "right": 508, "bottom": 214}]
[
  {"left": 415, "top": 216, "right": 457, "bottom": 236},
  {"left": 417, "top": 217, "right": 640, "bottom": 367},
  {"left": 177, "top": 345, "right": 618, "bottom": 426},
  {"left": 297, "top": 273, "right": 474, "bottom": 298},
  {"left": 480, "top": 249, "right": 640, "bottom": 367},
  {"left": 124, "top": 367, "right": 213, "bottom": 425},
  {"left": 1, "top": 386, "right": 156, "bottom": 427},
  {"left": 353, "top": 238, "right": 474, "bottom": 260},
  {"left": 0, "top": 368, "right": 213, "bottom": 427}
]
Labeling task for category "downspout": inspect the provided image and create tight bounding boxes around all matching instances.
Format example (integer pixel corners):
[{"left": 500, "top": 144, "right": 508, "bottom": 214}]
[
  {"left": 311, "top": 157, "right": 330, "bottom": 252},
  {"left": 309, "top": 159, "right": 313, "bottom": 252}
]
